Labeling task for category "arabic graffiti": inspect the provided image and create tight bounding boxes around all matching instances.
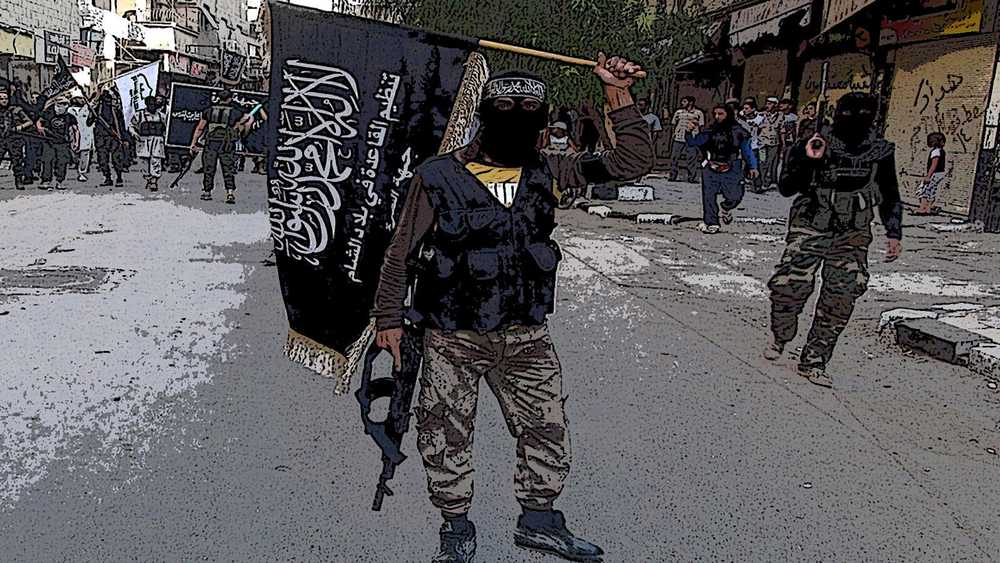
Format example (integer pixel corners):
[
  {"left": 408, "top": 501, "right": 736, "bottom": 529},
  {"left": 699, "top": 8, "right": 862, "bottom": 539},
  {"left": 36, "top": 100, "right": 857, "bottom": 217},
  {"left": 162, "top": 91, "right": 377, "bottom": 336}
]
[
  {"left": 269, "top": 59, "right": 359, "bottom": 266},
  {"left": 913, "top": 74, "right": 964, "bottom": 115}
]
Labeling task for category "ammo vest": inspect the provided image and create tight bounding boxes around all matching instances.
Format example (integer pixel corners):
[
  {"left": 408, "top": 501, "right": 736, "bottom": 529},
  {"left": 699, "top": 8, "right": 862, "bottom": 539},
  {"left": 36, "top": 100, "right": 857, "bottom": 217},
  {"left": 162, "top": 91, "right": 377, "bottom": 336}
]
[
  {"left": 407, "top": 153, "right": 562, "bottom": 333},
  {"left": 797, "top": 136, "right": 893, "bottom": 232},
  {"left": 205, "top": 105, "right": 234, "bottom": 141},
  {"left": 136, "top": 110, "right": 166, "bottom": 137}
]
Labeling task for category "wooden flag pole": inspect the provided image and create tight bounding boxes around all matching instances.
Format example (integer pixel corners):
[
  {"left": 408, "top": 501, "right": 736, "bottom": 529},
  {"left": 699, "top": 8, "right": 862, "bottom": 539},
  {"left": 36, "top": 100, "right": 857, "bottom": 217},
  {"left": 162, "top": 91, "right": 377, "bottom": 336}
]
[{"left": 477, "top": 40, "right": 648, "bottom": 79}]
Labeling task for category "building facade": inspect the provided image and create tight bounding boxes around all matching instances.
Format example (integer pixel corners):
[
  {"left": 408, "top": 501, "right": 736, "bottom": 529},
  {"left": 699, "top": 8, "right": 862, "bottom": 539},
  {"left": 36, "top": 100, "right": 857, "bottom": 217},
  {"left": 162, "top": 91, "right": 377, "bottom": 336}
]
[
  {"left": 672, "top": 0, "right": 1000, "bottom": 227},
  {"left": 0, "top": 0, "right": 81, "bottom": 94}
]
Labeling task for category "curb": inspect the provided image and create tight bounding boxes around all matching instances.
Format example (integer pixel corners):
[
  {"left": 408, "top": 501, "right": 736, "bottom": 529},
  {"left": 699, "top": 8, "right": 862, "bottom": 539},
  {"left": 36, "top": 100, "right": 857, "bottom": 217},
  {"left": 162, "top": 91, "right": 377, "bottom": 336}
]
[{"left": 880, "top": 304, "right": 1000, "bottom": 377}]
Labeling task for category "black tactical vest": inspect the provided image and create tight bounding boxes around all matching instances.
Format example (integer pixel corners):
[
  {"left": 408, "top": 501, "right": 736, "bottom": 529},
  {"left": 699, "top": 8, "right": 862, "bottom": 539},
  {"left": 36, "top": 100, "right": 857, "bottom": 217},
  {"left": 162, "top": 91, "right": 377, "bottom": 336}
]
[
  {"left": 136, "top": 111, "right": 166, "bottom": 137},
  {"left": 797, "top": 134, "right": 894, "bottom": 232},
  {"left": 206, "top": 105, "right": 234, "bottom": 141},
  {"left": 407, "top": 152, "right": 562, "bottom": 333}
]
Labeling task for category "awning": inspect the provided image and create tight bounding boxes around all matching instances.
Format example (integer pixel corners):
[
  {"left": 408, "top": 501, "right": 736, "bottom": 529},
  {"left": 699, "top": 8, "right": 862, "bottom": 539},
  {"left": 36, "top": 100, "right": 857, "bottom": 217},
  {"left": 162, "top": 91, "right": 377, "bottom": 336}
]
[
  {"left": 729, "top": 0, "right": 812, "bottom": 46},
  {"left": 821, "top": 0, "right": 878, "bottom": 33}
]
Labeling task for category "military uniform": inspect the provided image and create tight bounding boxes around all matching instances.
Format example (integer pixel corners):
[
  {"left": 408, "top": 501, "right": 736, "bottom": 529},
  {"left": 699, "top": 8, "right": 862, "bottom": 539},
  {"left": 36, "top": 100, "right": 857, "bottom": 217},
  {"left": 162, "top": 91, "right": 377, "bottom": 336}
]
[
  {"left": 374, "top": 100, "right": 652, "bottom": 563},
  {"left": 91, "top": 91, "right": 129, "bottom": 186},
  {"left": 200, "top": 103, "right": 242, "bottom": 199},
  {"left": 768, "top": 131, "right": 902, "bottom": 374},
  {"left": 0, "top": 102, "right": 32, "bottom": 188}
]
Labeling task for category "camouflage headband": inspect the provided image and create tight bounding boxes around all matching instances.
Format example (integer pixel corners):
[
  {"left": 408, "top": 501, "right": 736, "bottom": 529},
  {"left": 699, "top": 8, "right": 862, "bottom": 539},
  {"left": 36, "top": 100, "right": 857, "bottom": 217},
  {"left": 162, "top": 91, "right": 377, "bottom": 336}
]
[{"left": 482, "top": 77, "right": 547, "bottom": 102}]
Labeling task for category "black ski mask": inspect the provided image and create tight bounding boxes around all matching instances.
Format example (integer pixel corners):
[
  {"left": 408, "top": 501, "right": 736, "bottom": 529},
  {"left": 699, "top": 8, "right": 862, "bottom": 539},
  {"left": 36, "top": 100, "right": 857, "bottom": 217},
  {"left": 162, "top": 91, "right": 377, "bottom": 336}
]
[
  {"left": 832, "top": 92, "right": 878, "bottom": 146},
  {"left": 478, "top": 71, "right": 549, "bottom": 166}
]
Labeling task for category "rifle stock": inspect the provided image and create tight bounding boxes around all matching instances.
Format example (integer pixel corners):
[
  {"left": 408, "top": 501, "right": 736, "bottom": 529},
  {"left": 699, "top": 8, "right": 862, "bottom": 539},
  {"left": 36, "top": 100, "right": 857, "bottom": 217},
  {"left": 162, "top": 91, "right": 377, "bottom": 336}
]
[{"left": 356, "top": 324, "right": 424, "bottom": 511}]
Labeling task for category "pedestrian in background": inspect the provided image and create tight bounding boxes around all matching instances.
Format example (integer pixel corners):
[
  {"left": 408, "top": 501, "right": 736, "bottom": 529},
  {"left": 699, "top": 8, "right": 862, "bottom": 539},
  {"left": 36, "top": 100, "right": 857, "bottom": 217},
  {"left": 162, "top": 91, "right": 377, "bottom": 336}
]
[
  {"left": 915, "top": 132, "right": 948, "bottom": 216},
  {"left": 130, "top": 95, "right": 168, "bottom": 192},
  {"left": 669, "top": 96, "right": 704, "bottom": 183},
  {"left": 737, "top": 98, "right": 764, "bottom": 191},
  {"left": 636, "top": 97, "right": 662, "bottom": 149},
  {"left": 0, "top": 88, "right": 34, "bottom": 189},
  {"left": 759, "top": 96, "right": 782, "bottom": 191},
  {"left": 67, "top": 95, "right": 94, "bottom": 182},
  {"left": 685, "top": 104, "right": 758, "bottom": 234},
  {"left": 778, "top": 98, "right": 798, "bottom": 180},
  {"left": 91, "top": 85, "right": 129, "bottom": 187},
  {"left": 576, "top": 100, "right": 602, "bottom": 154},
  {"left": 36, "top": 96, "right": 79, "bottom": 191},
  {"left": 22, "top": 91, "right": 43, "bottom": 185},
  {"left": 798, "top": 102, "right": 818, "bottom": 141},
  {"left": 542, "top": 121, "right": 576, "bottom": 155}
]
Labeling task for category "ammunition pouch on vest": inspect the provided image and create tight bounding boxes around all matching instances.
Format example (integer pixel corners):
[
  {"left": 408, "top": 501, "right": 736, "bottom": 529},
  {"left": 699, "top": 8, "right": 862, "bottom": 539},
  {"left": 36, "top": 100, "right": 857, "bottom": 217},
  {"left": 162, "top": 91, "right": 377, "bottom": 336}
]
[
  {"left": 137, "top": 114, "right": 165, "bottom": 137},
  {"left": 407, "top": 153, "right": 561, "bottom": 333},
  {"left": 802, "top": 162, "right": 882, "bottom": 232},
  {"left": 206, "top": 105, "right": 234, "bottom": 144}
]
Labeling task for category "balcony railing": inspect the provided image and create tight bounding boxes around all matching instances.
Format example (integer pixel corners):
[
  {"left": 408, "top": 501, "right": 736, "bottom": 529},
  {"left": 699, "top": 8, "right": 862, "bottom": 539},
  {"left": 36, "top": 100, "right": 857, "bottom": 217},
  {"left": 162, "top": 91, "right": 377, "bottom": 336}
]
[{"left": 148, "top": 4, "right": 201, "bottom": 32}]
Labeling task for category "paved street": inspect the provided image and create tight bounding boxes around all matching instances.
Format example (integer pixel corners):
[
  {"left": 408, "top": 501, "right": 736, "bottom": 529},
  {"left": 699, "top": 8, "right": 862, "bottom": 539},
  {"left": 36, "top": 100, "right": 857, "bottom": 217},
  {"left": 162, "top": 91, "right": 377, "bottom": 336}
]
[{"left": 2, "top": 169, "right": 1000, "bottom": 561}]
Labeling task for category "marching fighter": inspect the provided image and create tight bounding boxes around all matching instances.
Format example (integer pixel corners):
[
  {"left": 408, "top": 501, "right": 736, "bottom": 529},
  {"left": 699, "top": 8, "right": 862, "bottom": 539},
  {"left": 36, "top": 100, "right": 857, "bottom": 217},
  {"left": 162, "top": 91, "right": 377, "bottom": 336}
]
[{"left": 764, "top": 92, "right": 903, "bottom": 388}]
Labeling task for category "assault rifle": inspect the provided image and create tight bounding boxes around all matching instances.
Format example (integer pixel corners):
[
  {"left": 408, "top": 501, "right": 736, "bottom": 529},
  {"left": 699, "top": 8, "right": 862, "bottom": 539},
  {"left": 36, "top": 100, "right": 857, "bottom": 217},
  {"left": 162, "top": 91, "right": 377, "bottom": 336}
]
[{"left": 355, "top": 323, "right": 424, "bottom": 511}]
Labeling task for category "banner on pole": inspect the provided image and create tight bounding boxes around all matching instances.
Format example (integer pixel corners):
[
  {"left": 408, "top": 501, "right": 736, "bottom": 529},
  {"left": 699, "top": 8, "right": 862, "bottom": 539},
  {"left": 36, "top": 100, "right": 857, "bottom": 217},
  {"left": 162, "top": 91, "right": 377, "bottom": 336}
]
[
  {"left": 266, "top": 3, "right": 489, "bottom": 392},
  {"left": 165, "top": 83, "right": 268, "bottom": 155},
  {"left": 114, "top": 62, "right": 159, "bottom": 127}
]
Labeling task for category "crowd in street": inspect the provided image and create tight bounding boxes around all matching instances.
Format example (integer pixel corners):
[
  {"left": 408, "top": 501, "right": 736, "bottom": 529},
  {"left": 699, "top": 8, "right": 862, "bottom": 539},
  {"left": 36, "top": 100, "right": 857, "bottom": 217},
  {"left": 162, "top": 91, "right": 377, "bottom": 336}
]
[
  {"left": 655, "top": 94, "right": 950, "bottom": 234},
  {"left": 0, "top": 83, "right": 262, "bottom": 202}
]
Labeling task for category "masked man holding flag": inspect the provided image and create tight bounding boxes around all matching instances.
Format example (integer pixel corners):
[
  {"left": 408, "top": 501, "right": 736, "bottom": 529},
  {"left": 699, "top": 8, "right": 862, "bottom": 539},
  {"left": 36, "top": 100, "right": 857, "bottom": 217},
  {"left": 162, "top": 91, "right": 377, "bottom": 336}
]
[{"left": 373, "top": 53, "right": 653, "bottom": 563}]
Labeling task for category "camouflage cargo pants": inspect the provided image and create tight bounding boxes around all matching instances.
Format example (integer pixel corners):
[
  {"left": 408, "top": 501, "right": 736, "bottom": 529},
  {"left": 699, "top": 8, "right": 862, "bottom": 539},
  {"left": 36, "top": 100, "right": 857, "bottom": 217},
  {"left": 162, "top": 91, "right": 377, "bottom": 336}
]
[
  {"left": 417, "top": 324, "right": 571, "bottom": 517},
  {"left": 202, "top": 144, "right": 237, "bottom": 193},
  {"left": 768, "top": 197, "right": 873, "bottom": 369}
]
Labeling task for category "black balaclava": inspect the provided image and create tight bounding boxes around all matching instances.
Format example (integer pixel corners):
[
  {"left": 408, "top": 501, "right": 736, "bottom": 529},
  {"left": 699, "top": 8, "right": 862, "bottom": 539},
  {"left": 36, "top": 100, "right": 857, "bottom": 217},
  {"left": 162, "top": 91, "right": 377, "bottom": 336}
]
[
  {"left": 144, "top": 95, "right": 159, "bottom": 112},
  {"left": 478, "top": 70, "right": 549, "bottom": 166},
  {"left": 832, "top": 92, "right": 877, "bottom": 146}
]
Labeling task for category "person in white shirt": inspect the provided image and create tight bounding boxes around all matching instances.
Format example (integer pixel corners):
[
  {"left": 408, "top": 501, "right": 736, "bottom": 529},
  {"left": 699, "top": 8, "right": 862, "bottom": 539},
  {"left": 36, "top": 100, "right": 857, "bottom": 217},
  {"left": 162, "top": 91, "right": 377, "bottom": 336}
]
[
  {"left": 669, "top": 96, "right": 705, "bottom": 183},
  {"left": 758, "top": 96, "right": 783, "bottom": 190},
  {"left": 67, "top": 96, "right": 94, "bottom": 182}
]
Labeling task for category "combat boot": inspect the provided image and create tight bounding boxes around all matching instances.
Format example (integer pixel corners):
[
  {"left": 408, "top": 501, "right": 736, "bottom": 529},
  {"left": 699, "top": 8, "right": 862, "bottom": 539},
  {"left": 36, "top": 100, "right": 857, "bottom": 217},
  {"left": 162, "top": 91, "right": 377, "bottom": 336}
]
[
  {"left": 431, "top": 519, "right": 476, "bottom": 563},
  {"left": 101, "top": 175, "right": 113, "bottom": 187},
  {"left": 225, "top": 190, "right": 236, "bottom": 204},
  {"left": 514, "top": 509, "right": 603, "bottom": 562}
]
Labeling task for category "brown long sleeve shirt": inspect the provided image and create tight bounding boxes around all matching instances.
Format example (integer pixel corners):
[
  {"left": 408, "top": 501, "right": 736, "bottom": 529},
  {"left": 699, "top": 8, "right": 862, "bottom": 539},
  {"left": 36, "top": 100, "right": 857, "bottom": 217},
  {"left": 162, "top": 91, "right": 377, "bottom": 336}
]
[{"left": 372, "top": 104, "right": 654, "bottom": 331}]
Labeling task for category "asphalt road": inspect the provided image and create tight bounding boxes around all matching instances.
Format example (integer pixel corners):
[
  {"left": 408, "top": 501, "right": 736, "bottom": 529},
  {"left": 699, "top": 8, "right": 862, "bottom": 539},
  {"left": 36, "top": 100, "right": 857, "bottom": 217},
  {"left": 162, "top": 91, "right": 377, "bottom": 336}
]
[{"left": 1, "top": 169, "right": 998, "bottom": 562}]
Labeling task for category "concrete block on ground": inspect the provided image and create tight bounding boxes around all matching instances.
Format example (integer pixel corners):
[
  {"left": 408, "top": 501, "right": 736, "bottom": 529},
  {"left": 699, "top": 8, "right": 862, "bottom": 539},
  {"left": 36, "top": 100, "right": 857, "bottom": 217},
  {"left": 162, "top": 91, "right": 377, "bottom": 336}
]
[
  {"left": 636, "top": 213, "right": 677, "bottom": 225},
  {"left": 926, "top": 221, "right": 984, "bottom": 233},
  {"left": 969, "top": 344, "right": 1000, "bottom": 378},
  {"left": 587, "top": 205, "right": 613, "bottom": 218},
  {"left": 618, "top": 185, "right": 654, "bottom": 202},
  {"left": 879, "top": 308, "right": 939, "bottom": 332},
  {"left": 932, "top": 302, "right": 986, "bottom": 313},
  {"left": 895, "top": 318, "right": 989, "bottom": 365}
]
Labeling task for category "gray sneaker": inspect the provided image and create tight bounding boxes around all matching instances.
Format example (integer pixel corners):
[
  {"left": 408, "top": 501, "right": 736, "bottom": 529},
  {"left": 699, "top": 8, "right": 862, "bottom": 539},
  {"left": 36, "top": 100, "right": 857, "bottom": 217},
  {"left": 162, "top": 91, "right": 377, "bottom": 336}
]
[
  {"left": 798, "top": 365, "right": 832, "bottom": 388},
  {"left": 432, "top": 519, "right": 476, "bottom": 563},
  {"left": 763, "top": 339, "right": 785, "bottom": 361}
]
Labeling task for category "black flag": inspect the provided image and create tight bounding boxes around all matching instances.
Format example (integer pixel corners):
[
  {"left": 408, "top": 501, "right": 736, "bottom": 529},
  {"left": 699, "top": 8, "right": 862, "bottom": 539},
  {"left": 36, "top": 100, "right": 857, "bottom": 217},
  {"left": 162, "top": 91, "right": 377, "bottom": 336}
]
[
  {"left": 38, "top": 57, "right": 78, "bottom": 109},
  {"left": 266, "top": 2, "right": 488, "bottom": 392}
]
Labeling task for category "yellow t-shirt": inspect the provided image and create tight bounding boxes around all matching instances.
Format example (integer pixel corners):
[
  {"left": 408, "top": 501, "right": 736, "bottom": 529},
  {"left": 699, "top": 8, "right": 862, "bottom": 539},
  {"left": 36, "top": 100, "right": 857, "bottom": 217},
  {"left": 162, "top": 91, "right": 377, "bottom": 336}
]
[{"left": 465, "top": 162, "right": 522, "bottom": 208}]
